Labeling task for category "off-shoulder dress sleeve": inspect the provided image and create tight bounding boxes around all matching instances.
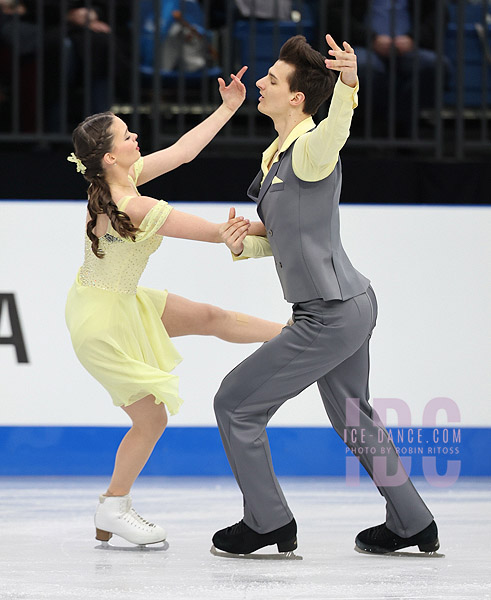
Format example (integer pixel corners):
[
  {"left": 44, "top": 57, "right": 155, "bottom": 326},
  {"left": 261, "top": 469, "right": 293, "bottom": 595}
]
[{"left": 135, "top": 200, "right": 173, "bottom": 242}]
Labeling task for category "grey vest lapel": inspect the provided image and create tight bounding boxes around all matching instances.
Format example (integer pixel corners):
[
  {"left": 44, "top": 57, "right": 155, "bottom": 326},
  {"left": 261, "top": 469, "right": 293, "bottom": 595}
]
[
  {"left": 247, "top": 170, "right": 262, "bottom": 204},
  {"left": 257, "top": 159, "right": 282, "bottom": 207},
  {"left": 247, "top": 156, "right": 283, "bottom": 206}
]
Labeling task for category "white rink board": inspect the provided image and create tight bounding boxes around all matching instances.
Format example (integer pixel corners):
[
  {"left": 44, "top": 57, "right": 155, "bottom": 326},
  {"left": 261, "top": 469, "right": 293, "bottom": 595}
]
[{"left": 1, "top": 201, "right": 490, "bottom": 427}]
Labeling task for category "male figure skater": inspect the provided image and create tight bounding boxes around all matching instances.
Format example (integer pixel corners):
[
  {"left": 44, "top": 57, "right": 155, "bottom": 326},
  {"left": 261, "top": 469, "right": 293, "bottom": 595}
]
[{"left": 212, "top": 34, "right": 440, "bottom": 557}]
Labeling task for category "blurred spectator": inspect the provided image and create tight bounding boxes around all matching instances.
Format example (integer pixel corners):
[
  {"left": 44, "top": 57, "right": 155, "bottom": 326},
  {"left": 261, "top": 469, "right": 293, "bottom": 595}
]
[
  {"left": 204, "top": 0, "right": 295, "bottom": 30},
  {"left": 27, "top": 0, "right": 113, "bottom": 127},
  {"left": 0, "top": 0, "right": 35, "bottom": 52},
  {"left": 324, "top": 0, "right": 449, "bottom": 134},
  {"left": 140, "top": 0, "right": 221, "bottom": 76},
  {"left": 1, "top": 0, "right": 129, "bottom": 132},
  {"left": 0, "top": 0, "right": 37, "bottom": 130},
  {"left": 234, "top": 0, "right": 292, "bottom": 20}
]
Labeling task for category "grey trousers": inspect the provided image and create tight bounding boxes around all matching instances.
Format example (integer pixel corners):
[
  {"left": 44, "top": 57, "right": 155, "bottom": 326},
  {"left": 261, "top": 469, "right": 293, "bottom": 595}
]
[{"left": 214, "top": 287, "right": 434, "bottom": 537}]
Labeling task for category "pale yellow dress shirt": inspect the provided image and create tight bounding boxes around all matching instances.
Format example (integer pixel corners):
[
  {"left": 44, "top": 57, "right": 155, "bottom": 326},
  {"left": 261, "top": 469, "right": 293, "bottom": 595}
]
[{"left": 235, "top": 76, "right": 359, "bottom": 261}]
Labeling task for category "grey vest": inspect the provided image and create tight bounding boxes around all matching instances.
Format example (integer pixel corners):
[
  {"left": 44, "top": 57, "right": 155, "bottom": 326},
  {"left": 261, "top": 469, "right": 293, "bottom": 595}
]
[{"left": 247, "top": 141, "right": 370, "bottom": 303}]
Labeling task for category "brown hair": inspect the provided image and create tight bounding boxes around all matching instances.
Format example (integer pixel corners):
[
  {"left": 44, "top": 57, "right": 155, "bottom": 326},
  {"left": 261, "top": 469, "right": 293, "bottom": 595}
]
[
  {"left": 72, "top": 112, "right": 139, "bottom": 258},
  {"left": 278, "top": 35, "right": 336, "bottom": 115}
]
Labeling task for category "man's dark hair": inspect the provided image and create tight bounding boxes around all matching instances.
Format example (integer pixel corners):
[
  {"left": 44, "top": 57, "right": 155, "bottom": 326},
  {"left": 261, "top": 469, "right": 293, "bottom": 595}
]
[{"left": 278, "top": 35, "right": 337, "bottom": 115}]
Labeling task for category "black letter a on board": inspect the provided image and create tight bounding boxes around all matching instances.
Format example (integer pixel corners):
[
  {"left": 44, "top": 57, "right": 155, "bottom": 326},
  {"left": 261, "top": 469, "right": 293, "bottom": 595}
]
[{"left": 0, "top": 293, "right": 29, "bottom": 363}]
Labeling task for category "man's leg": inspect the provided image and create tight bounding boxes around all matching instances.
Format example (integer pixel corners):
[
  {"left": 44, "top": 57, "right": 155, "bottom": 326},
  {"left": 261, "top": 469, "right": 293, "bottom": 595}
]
[
  {"left": 316, "top": 289, "right": 435, "bottom": 545},
  {"left": 214, "top": 294, "right": 374, "bottom": 535},
  {"left": 317, "top": 338, "right": 434, "bottom": 538}
]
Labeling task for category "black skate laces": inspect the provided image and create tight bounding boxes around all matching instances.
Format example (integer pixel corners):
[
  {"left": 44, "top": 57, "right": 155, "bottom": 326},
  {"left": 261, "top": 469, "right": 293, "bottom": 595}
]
[{"left": 227, "top": 520, "right": 250, "bottom": 535}]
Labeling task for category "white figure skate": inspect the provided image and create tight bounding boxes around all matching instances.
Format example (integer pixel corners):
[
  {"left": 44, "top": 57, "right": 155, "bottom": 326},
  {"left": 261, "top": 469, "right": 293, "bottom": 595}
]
[{"left": 94, "top": 495, "right": 168, "bottom": 551}]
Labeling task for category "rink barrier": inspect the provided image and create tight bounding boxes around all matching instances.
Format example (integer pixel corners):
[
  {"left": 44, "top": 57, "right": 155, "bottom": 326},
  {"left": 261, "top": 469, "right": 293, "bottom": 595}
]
[{"left": 0, "top": 426, "right": 489, "bottom": 478}]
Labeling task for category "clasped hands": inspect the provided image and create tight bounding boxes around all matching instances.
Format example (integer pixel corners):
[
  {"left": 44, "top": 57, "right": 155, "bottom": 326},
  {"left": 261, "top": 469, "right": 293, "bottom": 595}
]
[{"left": 219, "top": 208, "right": 266, "bottom": 256}]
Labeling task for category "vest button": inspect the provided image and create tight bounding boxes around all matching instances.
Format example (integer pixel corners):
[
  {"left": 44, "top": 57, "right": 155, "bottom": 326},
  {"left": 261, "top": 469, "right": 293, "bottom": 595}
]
[
  {"left": 268, "top": 229, "right": 273, "bottom": 236},
  {"left": 279, "top": 262, "right": 283, "bottom": 268}
]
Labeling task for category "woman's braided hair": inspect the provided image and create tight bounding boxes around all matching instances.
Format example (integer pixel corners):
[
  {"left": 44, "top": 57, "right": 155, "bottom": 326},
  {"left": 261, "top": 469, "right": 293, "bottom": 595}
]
[{"left": 72, "top": 112, "right": 139, "bottom": 258}]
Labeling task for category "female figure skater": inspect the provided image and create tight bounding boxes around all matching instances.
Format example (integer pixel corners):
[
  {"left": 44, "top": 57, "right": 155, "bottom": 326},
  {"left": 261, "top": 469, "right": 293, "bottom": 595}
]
[{"left": 65, "top": 67, "right": 281, "bottom": 548}]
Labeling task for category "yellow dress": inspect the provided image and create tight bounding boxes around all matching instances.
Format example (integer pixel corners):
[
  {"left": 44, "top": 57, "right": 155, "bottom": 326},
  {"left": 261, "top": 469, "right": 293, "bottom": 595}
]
[{"left": 65, "top": 158, "right": 183, "bottom": 415}]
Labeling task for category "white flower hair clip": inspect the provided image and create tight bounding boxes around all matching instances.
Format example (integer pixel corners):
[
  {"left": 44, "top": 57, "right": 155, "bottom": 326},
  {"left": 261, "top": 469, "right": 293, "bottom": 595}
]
[{"left": 67, "top": 152, "right": 87, "bottom": 174}]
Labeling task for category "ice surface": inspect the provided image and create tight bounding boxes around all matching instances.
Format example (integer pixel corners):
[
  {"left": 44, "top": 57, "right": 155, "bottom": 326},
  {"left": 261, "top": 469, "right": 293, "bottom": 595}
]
[{"left": 0, "top": 477, "right": 489, "bottom": 599}]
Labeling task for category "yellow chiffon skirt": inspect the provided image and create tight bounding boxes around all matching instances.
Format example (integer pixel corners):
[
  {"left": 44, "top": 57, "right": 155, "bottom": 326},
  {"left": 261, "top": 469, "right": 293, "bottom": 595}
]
[{"left": 65, "top": 275, "right": 183, "bottom": 415}]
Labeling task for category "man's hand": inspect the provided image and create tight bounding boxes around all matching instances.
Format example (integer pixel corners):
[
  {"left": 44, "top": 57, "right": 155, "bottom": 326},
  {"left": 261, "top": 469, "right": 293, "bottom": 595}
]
[
  {"left": 248, "top": 220, "right": 267, "bottom": 236},
  {"left": 219, "top": 207, "right": 250, "bottom": 255},
  {"left": 324, "top": 34, "right": 357, "bottom": 88}
]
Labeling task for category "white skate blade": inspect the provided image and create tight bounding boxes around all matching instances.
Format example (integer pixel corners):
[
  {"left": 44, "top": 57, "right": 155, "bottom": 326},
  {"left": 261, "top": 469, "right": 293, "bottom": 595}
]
[
  {"left": 354, "top": 545, "right": 445, "bottom": 558},
  {"left": 95, "top": 540, "right": 169, "bottom": 552},
  {"left": 210, "top": 545, "right": 303, "bottom": 560}
]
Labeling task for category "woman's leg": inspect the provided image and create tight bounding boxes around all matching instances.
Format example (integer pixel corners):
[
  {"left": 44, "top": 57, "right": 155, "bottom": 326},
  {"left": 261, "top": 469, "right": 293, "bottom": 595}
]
[
  {"left": 105, "top": 394, "right": 168, "bottom": 496},
  {"left": 162, "top": 293, "right": 283, "bottom": 342}
]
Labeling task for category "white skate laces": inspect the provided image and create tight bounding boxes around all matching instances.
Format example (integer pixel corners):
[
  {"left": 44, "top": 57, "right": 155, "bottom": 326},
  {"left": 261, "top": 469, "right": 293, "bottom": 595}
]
[{"left": 94, "top": 494, "right": 167, "bottom": 546}]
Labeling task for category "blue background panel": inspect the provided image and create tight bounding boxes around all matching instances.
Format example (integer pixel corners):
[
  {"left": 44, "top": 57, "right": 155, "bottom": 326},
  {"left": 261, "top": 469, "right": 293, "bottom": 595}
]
[{"left": 0, "top": 426, "right": 489, "bottom": 477}]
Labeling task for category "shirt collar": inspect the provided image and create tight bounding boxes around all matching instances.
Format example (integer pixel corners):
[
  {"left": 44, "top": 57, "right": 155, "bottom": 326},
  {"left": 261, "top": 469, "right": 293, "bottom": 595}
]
[{"left": 261, "top": 116, "right": 316, "bottom": 176}]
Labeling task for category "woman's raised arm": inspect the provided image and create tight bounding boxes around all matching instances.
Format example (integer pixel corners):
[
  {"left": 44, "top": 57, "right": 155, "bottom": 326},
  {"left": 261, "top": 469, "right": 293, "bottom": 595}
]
[{"left": 136, "top": 67, "right": 248, "bottom": 186}]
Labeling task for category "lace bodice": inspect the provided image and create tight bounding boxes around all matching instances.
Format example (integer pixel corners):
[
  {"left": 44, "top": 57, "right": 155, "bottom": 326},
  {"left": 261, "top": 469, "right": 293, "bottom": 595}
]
[{"left": 78, "top": 199, "right": 172, "bottom": 295}]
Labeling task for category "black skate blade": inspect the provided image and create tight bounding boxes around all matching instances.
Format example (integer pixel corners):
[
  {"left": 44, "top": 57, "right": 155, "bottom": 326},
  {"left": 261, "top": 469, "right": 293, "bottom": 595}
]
[
  {"left": 354, "top": 545, "right": 445, "bottom": 558},
  {"left": 210, "top": 545, "right": 303, "bottom": 560},
  {"left": 95, "top": 540, "right": 169, "bottom": 552}
]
